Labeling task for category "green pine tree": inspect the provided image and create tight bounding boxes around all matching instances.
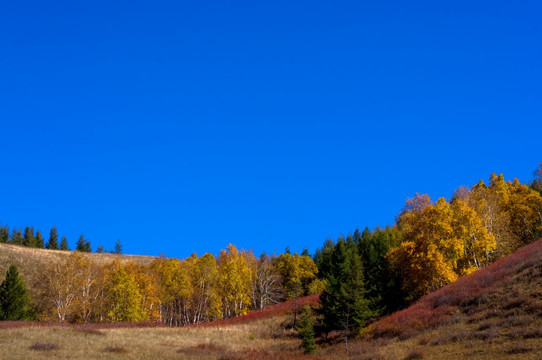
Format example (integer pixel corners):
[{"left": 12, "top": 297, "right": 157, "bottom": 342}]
[
  {"left": 114, "top": 240, "right": 122, "bottom": 254},
  {"left": 76, "top": 235, "right": 91, "bottom": 252},
  {"left": 35, "top": 230, "right": 45, "bottom": 248},
  {"left": 0, "top": 226, "right": 9, "bottom": 243},
  {"left": 297, "top": 305, "right": 317, "bottom": 354},
  {"left": 96, "top": 245, "right": 104, "bottom": 253},
  {"left": 47, "top": 226, "right": 59, "bottom": 250},
  {"left": 59, "top": 236, "right": 70, "bottom": 251},
  {"left": 23, "top": 227, "right": 36, "bottom": 247},
  {"left": 11, "top": 228, "right": 23, "bottom": 245},
  {"left": 320, "top": 238, "right": 374, "bottom": 341},
  {"left": 0, "top": 264, "right": 34, "bottom": 320}
]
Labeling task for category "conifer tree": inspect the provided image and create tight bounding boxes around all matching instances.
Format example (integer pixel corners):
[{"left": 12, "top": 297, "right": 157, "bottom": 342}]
[
  {"left": 297, "top": 305, "right": 316, "bottom": 354},
  {"left": 11, "top": 228, "right": 23, "bottom": 245},
  {"left": 0, "top": 226, "right": 9, "bottom": 243},
  {"left": 320, "top": 238, "right": 373, "bottom": 339},
  {"left": 23, "top": 226, "right": 36, "bottom": 247},
  {"left": 0, "top": 264, "right": 34, "bottom": 320},
  {"left": 35, "top": 230, "right": 45, "bottom": 248},
  {"left": 59, "top": 236, "right": 70, "bottom": 251},
  {"left": 96, "top": 245, "right": 104, "bottom": 253},
  {"left": 76, "top": 235, "right": 91, "bottom": 252},
  {"left": 114, "top": 240, "right": 122, "bottom": 254},
  {"left": 47, "top": 226, "right": 59, "bottom": 250}
]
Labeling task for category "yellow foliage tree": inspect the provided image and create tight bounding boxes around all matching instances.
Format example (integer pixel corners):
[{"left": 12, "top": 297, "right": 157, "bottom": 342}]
[
  {"left": 125, "top": 262, "right": 161, "bottom": 321},
  {"left": 37, "top": 252, "right": 100, "bottom": 323},
  {"left": 217, "top": 244, "right": 253, "bottom": 318},
  {"left": 104, "top": 260, "right": 146, "bottom": 322},
  {"left": 388, "top": 195, "right": 462, "bottom": 299},
  {"left": 451, "top": 199, "right": 496, "bottom": 274}
]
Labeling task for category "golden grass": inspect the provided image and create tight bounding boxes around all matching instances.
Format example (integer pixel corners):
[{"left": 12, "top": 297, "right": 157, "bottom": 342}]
[
  {"left": 0, "top": 243, "right": 157, "bottom": 293},
  {"left": 1, "top": 307, "right": 542, "bottom": 360},
  {"left": 0, "top": 315, "right": 305, "bottom": 360}
]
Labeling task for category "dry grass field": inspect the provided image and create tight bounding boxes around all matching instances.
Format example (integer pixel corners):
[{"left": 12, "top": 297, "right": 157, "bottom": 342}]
[
  {"left": 0, "top": 243, "right": 156, "bottom": 294},
  {"left": 0, "top": 316, "right": 312, "bottom": 360},
  {"left": 1, "top": 240, "right": 542, "bottom": 359}
]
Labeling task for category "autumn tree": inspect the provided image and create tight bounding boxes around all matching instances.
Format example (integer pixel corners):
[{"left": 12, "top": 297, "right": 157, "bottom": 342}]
[
  {"left": 37, "top": 252, "right": 94, "bottom": 322},
  {"left": 464, "top": 174, "right": 542, "bottom": 260},
  {"left": 187, "top": 253, "right": 221, "bottom": 322},
  {"left": 251, "top": 253, "right": 284, "bottom": 311},
  {"left": 451, "top": 199, "right": 496, "bottom": 274},
  {"left": 274, "top": 251, "right": 318, "bottom": 326},
  {"left": 217, "top": 244, "right": 253, "bottom": 318},
  {"left": 387, "top": 195, "right": 462, "bottom": 300},
  {"left": 0, "top": 264, "right": 34, "bottom": 320},
  {"left": 105, "top": 261, "right": 146, "bottom": 322},
  {"left": 150, "top": 257, "right": 192, "bottom": 326},
  {"left": 126, "top": 263, "right": 161, "bottom": 321}
]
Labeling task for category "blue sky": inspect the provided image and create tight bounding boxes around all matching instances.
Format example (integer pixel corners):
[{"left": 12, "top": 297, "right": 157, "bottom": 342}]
[{"left": 1, "top": 1, "right": 541, "bottom": 258}]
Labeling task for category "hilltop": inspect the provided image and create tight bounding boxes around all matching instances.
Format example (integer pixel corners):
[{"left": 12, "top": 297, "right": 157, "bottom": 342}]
[{"left": 0, "top": 243, "right": 156, "bottom": 293}]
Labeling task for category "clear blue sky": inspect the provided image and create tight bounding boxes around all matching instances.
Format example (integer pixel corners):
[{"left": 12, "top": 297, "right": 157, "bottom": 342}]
[{"left": 1, "top": 1, "right": 541, "bottom": 258}]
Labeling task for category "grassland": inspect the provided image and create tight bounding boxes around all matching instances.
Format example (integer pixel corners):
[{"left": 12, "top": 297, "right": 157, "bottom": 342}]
[
  {"left": 0, "top": 243, "right": 156, "bottom": 294},
  {"left": 1, "top": 240, "right": 542, "bottom": 359}
]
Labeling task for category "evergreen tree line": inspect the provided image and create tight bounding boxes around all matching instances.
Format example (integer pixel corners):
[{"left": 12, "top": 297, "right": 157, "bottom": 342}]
[
  {"left": 314, "top": 170, "right": 542, "bottom": 339},
  {"left": 0, "top": 225, "right": 123, "bottom": 254}
]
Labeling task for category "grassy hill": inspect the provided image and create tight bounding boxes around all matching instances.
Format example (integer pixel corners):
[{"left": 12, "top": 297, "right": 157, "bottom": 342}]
[
  {"left": 335, "top": 237, "right": 542, "bottom": 359},
  {"left": 0, "top": 243, "right": 157, "bottom": 294},
  {"left": 0, "top": 239, "right": 541, "bottom": 359}
]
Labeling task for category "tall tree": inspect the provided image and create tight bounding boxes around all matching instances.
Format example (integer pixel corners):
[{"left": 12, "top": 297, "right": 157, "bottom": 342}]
[
  {"left": 47, "top": 226, "right": 59, "bottom": 250},
  {"left": 76, "top": 235, "right": 91, "bottom": 252},
  {"left": 320, "top": 238, "right": 373, "bottom": 347},
  {"left": 114, "top": 240, "right": 122, "bottom": 254},
  {"left": 387, "top": 196, "right": 462, "bottom": 300},
  {"left": 0, "top": 226, "right": 9, "bottom": 243},
  {"left": 59, "top": 236, "right": 70, "bottom": 251},
  {"left": 35, "top": 230, "right": 45, "bottom": 248},
  {"left": 23, "top": 226, "right": 36, "bottom": 247},
  {"left": 274, "top": 251, "right": 318, "bottom": 326},
  {"left": 105, "top": 263, "right": 146, "bottom": 322},
  {"left": 0, "top": 264, "right": 34, "bottom": 320},
  {"left": 11, "top": 228, "right": 23, "bottom": 245},
  {"left": 297, "top": 305, "right": 317, "bottom": 354},
  {"left": 217, "top": 244, "right": 253, "bottom": 318},
  {"left": 251, "top": 253, "right": 284, "bottom": 311}
]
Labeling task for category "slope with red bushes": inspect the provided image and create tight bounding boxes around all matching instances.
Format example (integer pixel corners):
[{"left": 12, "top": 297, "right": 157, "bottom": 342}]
[
  {"left": 191, "top": 293, "right": 321, "bottom": 327},
  {"left": 370, "top": 237, "right": 542, "bottom": 338}
]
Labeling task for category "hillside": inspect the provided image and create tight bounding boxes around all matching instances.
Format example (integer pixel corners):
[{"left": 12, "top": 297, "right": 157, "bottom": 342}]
[
  {"left": 323, "top": 237, "right": 542, "bottom": 359},
  {"left": 0, "top": 239, "right": 541, "bottom": 359},
  {"left": 0, "top": 243, "right": 157, "bottom": 293}
]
